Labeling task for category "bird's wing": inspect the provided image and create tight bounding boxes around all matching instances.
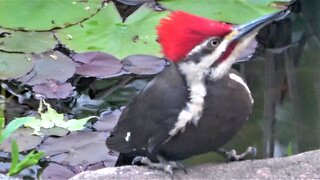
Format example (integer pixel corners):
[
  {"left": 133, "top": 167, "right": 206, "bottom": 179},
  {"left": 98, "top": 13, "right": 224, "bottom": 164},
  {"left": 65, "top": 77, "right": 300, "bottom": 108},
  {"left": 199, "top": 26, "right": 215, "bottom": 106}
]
[{"left": 106, "top": 64, "right": 189, "bottom": 154}]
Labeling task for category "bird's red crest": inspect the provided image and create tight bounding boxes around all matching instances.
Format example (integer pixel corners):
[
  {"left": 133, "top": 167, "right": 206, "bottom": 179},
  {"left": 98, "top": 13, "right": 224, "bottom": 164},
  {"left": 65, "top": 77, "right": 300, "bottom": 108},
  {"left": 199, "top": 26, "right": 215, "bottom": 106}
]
[{"left": 157, "top": 11, "right": 233, "bottom": 62}]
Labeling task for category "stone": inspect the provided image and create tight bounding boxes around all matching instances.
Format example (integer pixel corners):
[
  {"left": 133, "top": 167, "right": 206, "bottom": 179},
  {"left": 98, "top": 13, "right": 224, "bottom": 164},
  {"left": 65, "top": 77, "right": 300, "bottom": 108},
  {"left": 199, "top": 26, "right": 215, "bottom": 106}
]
[{"left": 70, "top": 149, "right": 320, "bottom": 180}]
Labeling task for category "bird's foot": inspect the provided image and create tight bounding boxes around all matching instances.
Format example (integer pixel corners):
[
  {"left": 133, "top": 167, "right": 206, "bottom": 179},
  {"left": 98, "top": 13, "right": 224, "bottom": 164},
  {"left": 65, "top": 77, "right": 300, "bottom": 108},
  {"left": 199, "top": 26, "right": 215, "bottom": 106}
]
[
  {"left": 132, "top": 156, "right": 187, "bottom": 176},
  {"left": 217, "top": 146, "right": 257, "bottom": 162}
]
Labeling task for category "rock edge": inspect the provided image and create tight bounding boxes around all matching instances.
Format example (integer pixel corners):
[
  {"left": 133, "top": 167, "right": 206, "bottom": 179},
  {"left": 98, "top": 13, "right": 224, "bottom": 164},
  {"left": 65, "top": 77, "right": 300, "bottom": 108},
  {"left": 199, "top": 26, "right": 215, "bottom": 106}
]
[{"left": 70, "top": 149, "right": 320, "bottom": 180}]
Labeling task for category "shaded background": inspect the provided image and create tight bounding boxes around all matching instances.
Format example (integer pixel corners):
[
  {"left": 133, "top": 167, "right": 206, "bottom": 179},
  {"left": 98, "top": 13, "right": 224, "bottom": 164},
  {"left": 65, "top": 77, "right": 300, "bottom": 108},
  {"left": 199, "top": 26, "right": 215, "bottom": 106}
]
[{"left": 185, "top": 0, "right": 320, "bottom": 164}]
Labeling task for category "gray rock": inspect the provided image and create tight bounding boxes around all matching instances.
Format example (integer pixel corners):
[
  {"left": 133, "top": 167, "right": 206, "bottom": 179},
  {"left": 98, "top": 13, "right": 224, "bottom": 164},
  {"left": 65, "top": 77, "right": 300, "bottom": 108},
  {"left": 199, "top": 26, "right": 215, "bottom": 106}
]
[
  {"left": 70, "top": 149, "right": 320, "bottom": 180},
  {"left": 0, "top": 174, "right": 20, "bottom": 180}
]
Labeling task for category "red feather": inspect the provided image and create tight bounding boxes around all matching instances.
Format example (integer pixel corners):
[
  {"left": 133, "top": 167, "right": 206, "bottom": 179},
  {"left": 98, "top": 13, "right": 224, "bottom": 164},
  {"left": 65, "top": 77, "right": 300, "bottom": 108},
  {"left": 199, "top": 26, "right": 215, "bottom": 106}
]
[{"left": 157, "top": 11, "right": 233, "bottom": 62}]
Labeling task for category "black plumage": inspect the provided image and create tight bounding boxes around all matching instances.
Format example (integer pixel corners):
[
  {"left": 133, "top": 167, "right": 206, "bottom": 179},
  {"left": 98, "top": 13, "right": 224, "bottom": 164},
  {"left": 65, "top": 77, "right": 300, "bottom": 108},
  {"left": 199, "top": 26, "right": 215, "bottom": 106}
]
[{"left": 106, "top": 63, "right": 253, "bottom": 165}]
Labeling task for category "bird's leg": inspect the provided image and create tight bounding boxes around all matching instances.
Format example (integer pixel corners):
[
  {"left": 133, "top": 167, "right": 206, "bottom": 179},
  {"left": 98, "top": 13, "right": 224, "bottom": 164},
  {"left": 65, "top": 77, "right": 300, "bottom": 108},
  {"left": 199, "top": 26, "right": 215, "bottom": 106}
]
[
  {"left": 216, "top": 146, "right": 257, "bottom": 161},
  {"left": 132, "top": 155, "right": 187, "bottom": 176}
]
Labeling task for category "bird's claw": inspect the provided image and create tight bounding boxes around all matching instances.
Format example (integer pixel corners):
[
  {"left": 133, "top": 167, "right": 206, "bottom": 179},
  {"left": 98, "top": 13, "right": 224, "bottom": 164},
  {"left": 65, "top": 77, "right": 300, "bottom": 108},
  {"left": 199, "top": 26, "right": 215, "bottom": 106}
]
[
  {"left": 132, "top": 156, "right": 145, "bottom": 165},
  {"left": 228, "top": 146, "right": 256, "bottom": 161},
  {"left": 175, "top": 161, "right": 188, "bottom": 174},
  {"left": 217, "top": 146, "right": 257, "bottom": 162},
  {"left": 131, "top": 156, "right": 187, "bottom": 176}
]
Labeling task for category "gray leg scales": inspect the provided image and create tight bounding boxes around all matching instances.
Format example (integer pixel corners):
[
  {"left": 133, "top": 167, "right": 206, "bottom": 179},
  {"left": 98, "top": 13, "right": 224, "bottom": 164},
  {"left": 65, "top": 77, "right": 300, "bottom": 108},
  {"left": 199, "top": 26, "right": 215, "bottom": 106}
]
[
  {"left": 217, "top": 146, "right": 257, "bottom": 161},
  {"left": 132, "top": 156, "right": 187, "bottom": 176}
]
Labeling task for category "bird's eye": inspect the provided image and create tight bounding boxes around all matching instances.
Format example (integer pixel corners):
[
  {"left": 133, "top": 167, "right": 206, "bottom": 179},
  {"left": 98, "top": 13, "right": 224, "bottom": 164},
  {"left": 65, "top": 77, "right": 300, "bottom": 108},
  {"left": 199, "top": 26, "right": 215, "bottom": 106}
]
[{"left": 210, "top": 39, "right": 219, "bottom": 47}]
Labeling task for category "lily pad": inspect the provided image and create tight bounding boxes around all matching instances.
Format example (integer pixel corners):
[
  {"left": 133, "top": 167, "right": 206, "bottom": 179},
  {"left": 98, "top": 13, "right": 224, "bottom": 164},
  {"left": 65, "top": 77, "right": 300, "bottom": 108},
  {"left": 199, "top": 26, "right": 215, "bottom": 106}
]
[
  {"left": 38, "top": 132, "right": 117, "bottom": 167},
  {"left": 123, "top": 55, "right": 166, "bottom": 75},
  {"left": 39, "top": 127, "right": 69, "bottom": 137},
  {"left": 73, "top": 52, "right": 123, "bottom": 78},
  {"left": 0, "top": 128, "right": 43, "bottom": 152},
  {"left": 93, "top": 110, "right": 121, "bottom": 131},
  {"left": 0, "top": 0, "right": 102, "bottom": 31},
  {"left": 41, "top": 163, "right": 75, "bottom": 180},
  {"left": 57, "top": 2, "right": 168, "bottom": 59},
  {"left": 49, "top": 144, "right": 112, "bottom": 167},
  {"left": 32, "top": 81, "right": 73, "bottom": 99},
  {"left": 85, "top": 162, "right": 106, "bottom": 171},
  {"left": 17, "top": 51, "right": 76, "bottom": 85},
  {"left": 159, "top": 0, "right": 281, "bottom": 24},
  {"left": 0, "top": 52, "right": 34, "bottom": 80},
  {"left": 0, "top": 29, "right": 56, "bottom": 53}
]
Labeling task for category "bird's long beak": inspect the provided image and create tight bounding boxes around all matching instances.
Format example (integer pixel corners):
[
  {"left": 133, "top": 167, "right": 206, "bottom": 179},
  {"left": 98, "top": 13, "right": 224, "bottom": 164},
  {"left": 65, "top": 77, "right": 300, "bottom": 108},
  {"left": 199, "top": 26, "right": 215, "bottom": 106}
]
[{"left": 229, "top": 9, "right": 290, "bottom": 42}]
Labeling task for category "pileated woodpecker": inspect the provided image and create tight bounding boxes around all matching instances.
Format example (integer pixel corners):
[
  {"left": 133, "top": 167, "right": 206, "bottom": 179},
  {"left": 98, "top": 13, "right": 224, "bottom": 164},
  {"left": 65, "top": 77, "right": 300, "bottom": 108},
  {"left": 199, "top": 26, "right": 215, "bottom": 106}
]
[{"left": 106, "top": 10, "right": 289, "bottom": 174}]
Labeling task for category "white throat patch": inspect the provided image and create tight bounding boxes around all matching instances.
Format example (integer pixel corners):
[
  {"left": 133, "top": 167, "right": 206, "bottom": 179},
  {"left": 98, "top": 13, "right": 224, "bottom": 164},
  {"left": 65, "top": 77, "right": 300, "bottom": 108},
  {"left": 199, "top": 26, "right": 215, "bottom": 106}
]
[{"left": 169, "top": 38, "right": 230, "bottom": 136}]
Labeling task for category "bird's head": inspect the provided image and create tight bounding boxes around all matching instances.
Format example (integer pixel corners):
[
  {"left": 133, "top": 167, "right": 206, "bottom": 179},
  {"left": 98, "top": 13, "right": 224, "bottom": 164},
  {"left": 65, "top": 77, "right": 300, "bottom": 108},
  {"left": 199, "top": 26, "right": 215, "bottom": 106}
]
[{"left": 157, "top": 10, "right": 289, "bottom": 79}]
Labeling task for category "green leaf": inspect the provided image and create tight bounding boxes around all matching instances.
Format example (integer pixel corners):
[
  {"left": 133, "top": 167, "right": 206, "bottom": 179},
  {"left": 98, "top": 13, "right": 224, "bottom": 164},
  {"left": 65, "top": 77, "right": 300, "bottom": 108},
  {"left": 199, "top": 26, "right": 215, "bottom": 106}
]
[
  {"left": 0, "top": 116, "right": 4, "bottom": 131},
  {"left": 23, "top": 118, "right": 42, "bottom": 136},
  {"left": 0, "top": 29, "right": 57, "bottom": 53},
  {"left": 60, "top": 116, "right": 96, "bottom": 131},
  {"left": 159, "top": 0, "right": 280, "bottom": 24},
  {"left": 40, "top": 104, "right": 64, "bottom": 128},
  {"left": 0, "top": 52, "right": 34, "bottom": 80},
  {"left": 57, "top": 2, "right": 168, "bottom": 59},
  {"left": 0, "top": 117, "right": 35, "bottom": 144},
  {"left": 0, "top": 0, "right": 102, "bottom": 31},
  {"left": 12, "top": 151, "right": 45, "bottom": 175},
  {"left": 8, "top": 145, "right": 45, "bottom": 176},
  {"left": 287, "top": 142, "right": 293, "bottom": 156},
  {"left": 8, "top": 140, "right": 19, "bottom": 175},
  {"left": 24, "top": 102, "right": 64, "bottom": 135},
  {"left": 24, "top": 100, "right": 95, "bottom": 135}
]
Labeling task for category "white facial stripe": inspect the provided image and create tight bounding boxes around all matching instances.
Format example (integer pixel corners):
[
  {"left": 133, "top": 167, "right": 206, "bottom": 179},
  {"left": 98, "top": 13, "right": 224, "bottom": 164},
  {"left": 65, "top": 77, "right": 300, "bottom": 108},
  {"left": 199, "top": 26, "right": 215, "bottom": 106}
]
[
  {"left": 229, "top": 73, "right": 254, "bottom": 104},
  {"left": 169, "top": 38, "right": 231, "bottom": 136},
  {"left": 198, "top": 39, "right": 229, "bottom": 68},
  {"left": 210, "top": 33, "right": 257, "bottom": 80}
]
